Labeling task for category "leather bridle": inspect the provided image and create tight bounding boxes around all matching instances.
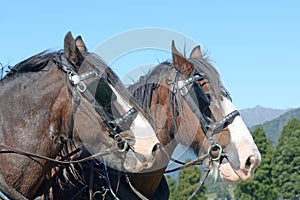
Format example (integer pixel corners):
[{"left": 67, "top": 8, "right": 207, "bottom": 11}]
[
  {"left": 53, "top": 55, "right": 138, "bottom": 153},
  {"left": 170, "top": 67, "right": 240, "bottom": 160},
  {"left": 167, "top": 67, "right": 240, "bottom": 199}
]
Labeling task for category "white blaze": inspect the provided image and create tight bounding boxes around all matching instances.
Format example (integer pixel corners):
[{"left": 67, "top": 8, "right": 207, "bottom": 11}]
[
  {"left": 110, "top": 85, "right": 159, "bottom": 157},
  {"left": 217, "top": 97, "right": 261, "bottom": 181}
]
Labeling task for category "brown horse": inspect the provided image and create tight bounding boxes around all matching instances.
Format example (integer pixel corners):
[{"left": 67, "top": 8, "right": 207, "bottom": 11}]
[
  {"left": 0, "top": 32, "right": 160, "bottom": 200},
  {"left": 122, "top": 41, "right": 262, "bottom": 199}
]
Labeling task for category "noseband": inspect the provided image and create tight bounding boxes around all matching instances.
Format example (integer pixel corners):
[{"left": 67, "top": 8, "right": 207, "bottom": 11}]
[{"left": 170, "top": 68, "right": 240, "bottom": 160}]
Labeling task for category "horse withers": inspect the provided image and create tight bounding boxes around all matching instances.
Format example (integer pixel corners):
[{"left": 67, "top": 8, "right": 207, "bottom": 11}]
[{"left": 0, "top": 32, "right": 160, "bottom": 200}]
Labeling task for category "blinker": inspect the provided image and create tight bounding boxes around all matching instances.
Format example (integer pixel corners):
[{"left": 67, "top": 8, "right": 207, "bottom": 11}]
[{"left": 190, "top": 82, "right": 211, "bottom": 116}]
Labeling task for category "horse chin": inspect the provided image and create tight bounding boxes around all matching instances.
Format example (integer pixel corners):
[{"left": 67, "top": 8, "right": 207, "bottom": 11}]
[
  {"left": 218, "top": 156, "right": 258, "bottom": 182},
  {"left": 218, "top": 162, "right": 256, "bottom": 182},
  {"left": 218, "top": 162, "right": 241, "bottom": 182},
  {"left": 207, "top": 160, "right": 240, "bottom": 183}
]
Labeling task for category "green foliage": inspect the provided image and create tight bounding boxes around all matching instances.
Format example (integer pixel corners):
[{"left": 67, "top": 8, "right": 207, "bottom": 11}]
[
  {"left": 165, "top": 174, "right": 176, "bottom": 197},
  {"left": 213, "top": 181, "right": 232, "bottom": 200},
  {"left": 272, "top": 119, "right": 300, "bottom": 199},
  {"left": 166, "top": 162, "right": 207, "bottom": 200},
  {"left": 234, "top": 126, "right": 276, "bottom": 200},
  {"left": 204, "top": 176, "right": 234, "bottom": 199}
]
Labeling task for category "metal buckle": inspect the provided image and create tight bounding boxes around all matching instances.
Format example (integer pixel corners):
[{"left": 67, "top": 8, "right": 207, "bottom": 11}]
[
  {"left": 77, "top": 81, "right": 87, "bottom": 92},
  {"left": 177, "top": 80, "right": 188, "bottom": 96},
  {"left": 114, "top": 134, "right": 129, "bottom": 152}
]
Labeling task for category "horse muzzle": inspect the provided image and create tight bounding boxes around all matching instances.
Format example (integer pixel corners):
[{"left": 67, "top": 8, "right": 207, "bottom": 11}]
[
  {"left": 219, "top": 146, "right": 261, "bottom": 182},
  {"left": 123, "top": 141, "right": 162, "bottom": 173}
]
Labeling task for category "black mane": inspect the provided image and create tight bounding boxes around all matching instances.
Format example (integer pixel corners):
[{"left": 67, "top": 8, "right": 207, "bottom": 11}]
[
  {"left": 5, "top": 50, "right": 62, "bottom": 77},
  {"left": 127, "top": 62, "right": 172, "bottom": 112}
]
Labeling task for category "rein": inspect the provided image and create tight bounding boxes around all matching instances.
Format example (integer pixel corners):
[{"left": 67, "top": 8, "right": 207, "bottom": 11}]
[{"left": 0, "top": 144, "right": 116, "bottom": 164}]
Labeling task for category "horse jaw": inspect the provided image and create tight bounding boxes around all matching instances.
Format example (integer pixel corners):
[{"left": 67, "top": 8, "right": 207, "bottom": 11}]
[{"left": 217, "top": 98, "right": 261, "bottom": 182}]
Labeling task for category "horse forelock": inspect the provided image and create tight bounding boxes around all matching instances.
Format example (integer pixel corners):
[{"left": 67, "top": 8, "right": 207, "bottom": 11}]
[{"left": 188, "top": 57, "right": 223, "bottom": 102}]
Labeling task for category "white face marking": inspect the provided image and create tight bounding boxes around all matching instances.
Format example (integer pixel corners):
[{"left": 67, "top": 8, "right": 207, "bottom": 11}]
[
  {"left": 217, "top": 97, "right": 261, "bottom": 181},
  {"left": 109, "top": 85, "right": 159, "bottom": 156},
  {"left": 109, "top": 84, "right": 156, "bottom": 137},
  {"left": 220, "top": 98, "right": 258, "bottom": 147}
]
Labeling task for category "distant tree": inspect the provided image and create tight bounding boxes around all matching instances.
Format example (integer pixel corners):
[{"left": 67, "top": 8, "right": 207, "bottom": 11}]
[
  {"left": 165, "top": 174, "right": 177, "bottom": 199},
  {"left": 234, "top": 126, "right": 276, "bottom": 200},
  {"left": 166, "top": 160, "right": 207, "bottom": 200},
  {"left": 204, "top": 176, "right": 235, "bottom": 199},
  {"left": 214, "top": 181, "right": 232, "bottom": 200},
  {"left": 272, "top": 119, "right": 300, "bottom": 199}
]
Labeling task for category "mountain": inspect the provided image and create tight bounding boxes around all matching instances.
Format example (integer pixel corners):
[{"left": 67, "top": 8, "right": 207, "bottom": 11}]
[
  {"left": 251, "top": 107, "right": 300, "bottom": 146},
  {"left": 240, "top": 105, "right": 291, "bottom": 128}
]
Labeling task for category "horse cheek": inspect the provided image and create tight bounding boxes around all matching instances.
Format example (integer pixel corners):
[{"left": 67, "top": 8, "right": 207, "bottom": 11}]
[{"left": 49, "top": 87, "right": 71, "bottom": 146}]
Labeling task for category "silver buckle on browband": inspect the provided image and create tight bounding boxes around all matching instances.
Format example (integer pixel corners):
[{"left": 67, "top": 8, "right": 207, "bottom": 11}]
[
  {"left": 69, "top": 71, "right": 98, "bottom": 92},
  {"left": 177, "top": 80, "right": 188, "bottom": 96},
  {"left": 176, "top": 74, "right": 204, "bottom": 96}
]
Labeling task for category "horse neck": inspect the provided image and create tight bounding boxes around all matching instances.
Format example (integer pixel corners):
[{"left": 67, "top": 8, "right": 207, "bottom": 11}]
[
  {"left": 0, "top": 66, "right": 70, "bottom": 198},
  {"left": 124, "top": 74, "right": 180, "bottom": 199}
]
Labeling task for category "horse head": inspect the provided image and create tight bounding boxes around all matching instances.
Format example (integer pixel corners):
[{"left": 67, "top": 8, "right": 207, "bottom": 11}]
[
  {"left": 60, "top": 32, "right": 161, "bottom": 173},
  {"left": 170, "top": 41, "right": 261, "bottom": 182}
]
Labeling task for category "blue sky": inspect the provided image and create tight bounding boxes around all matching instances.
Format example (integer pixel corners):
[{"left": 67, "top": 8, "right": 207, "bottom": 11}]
[{"left": 1, "top": 1, "right": 299, "bottom": 109}]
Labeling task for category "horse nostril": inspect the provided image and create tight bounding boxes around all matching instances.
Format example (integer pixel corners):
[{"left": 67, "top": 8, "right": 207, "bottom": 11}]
[
  {"left": 245, "top": 156, "right": 257, "bottom": 169},
  {"left": 152, "top": 143, "right": 161, "bottom": 156}
]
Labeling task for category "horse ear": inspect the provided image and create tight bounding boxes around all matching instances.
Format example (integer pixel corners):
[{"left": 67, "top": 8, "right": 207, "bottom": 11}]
[
  {"left": 75, "top": 36, "right": 88, "bottom": 53},
  {"left": 190, "top": 45, "right": 202, "bottom": 59},
  {"left": 64, "top": 31, "right": 84, "bottom": 70},
  {"left": 172, "top": 40, "right": 194, "bottom": 77}
]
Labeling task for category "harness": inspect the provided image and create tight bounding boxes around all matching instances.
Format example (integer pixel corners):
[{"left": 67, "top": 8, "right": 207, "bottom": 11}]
[{"left": 167, "top": 68, "right": 240, "bottom": 199}]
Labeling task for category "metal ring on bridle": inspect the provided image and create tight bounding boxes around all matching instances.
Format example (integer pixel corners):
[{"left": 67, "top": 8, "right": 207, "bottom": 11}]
[
  {"left": 208, "top": 143, "right": 222, "bottom": 161},
  {"left": 118, "top": 141, "right": 129, "bottom": 153}
]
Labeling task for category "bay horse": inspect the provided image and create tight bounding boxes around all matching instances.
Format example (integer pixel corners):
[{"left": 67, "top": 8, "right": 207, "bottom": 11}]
[
  {"left": 123, "top": 41, "right": 262, "bottom": 199},
  {"left": 0, "top": 32, "right": 160, "bottom": 200}
]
